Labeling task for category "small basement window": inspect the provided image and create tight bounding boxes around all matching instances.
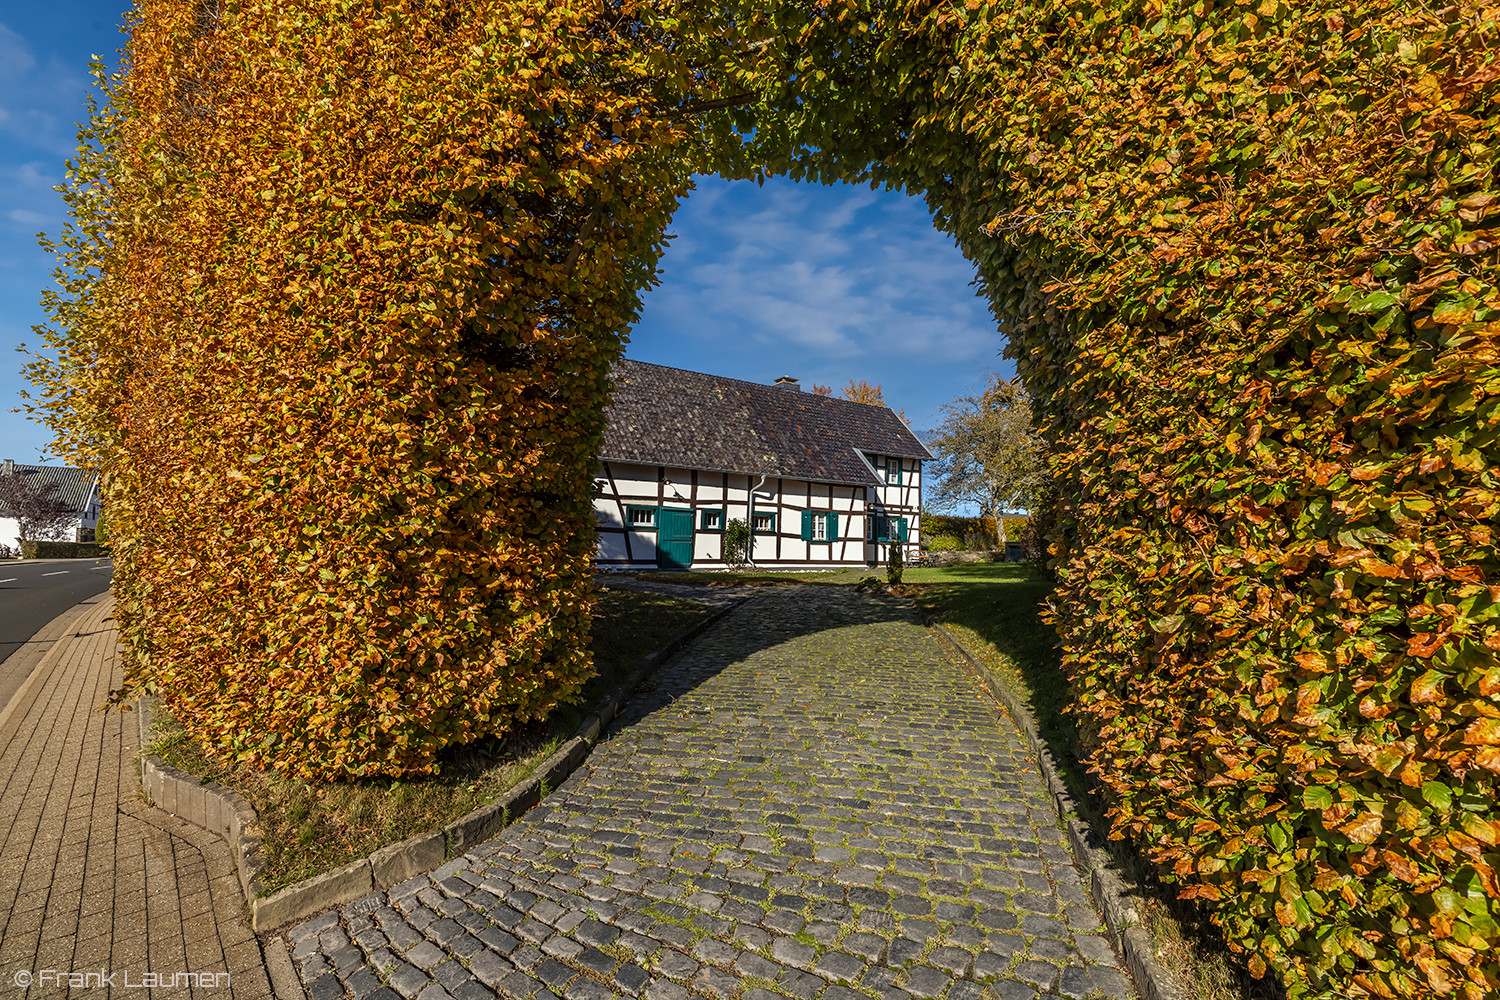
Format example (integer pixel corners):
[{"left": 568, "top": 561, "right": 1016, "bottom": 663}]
[
  {"left": 626, "top": 505, "right": 658, "bottom": 529},
  {"left": 700, "top": 508, "right": 724, "bottom": 531},
  {"left": 752, "top": 511, "right": 776, "bottom": 533}
]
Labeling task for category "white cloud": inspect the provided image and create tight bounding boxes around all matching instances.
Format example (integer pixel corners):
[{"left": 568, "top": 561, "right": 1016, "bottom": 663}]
[
  {"left": 645, "top": 177, "right": 995, "bottom": 363},
  {"left": 0, "top": 23, "right": 39, "bottom": 78},
  {"left": 0, "top": 21, "right": 90, "bottom": 157},
  {"left": 0, "top": 161, "right": 64, "bottom": 238},
  {"left": 630, "top": 175, "right": 1011, "bottom": 429}
]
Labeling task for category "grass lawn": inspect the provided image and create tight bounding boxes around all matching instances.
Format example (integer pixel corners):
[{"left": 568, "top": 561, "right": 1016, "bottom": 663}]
[
  {"left": 908, "top": 562, "right": 1282, "bottom": 1000},
  {"left": 639, "top": 560, "right": 1024, "bottom": 588},
  {"left": 145, "top": 587, "right": 711, "bottom": 894}
]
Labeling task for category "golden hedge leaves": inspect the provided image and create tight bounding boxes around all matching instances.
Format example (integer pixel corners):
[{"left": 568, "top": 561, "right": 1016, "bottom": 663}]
[
  {"left": 30, "top": 0, "right": 754, "bottom": 778},
  {"left": 745, "top": 0, "right": 1500, "bottom": 995}
]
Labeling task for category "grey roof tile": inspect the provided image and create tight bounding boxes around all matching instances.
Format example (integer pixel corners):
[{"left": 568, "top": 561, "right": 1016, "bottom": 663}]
[
  {"left": 601, "top": 360, "right": 930, "bottom": 486},
  {"left": 0, "top": 463, "right": 98, "bottom": 515}
]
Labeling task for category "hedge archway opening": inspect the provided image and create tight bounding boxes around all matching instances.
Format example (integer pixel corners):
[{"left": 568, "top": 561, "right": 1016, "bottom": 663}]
[{"left": 27, "top": 3, "right": 1499, "bottom": 997}]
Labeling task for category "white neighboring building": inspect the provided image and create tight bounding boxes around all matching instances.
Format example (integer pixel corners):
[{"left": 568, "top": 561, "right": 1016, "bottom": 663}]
[
  {"left": 595, "top": 360, "right": 929, "bottom": 570},
  {"left": 0, "top": 460, "right": 101, "bottom": 553}
]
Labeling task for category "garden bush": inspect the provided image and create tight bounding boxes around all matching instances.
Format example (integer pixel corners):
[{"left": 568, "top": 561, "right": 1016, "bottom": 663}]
[
  {"left": 19, "top": 540, "right": 106, "bottom": 559},
  {"left": 926, "top": 534, "right": 963, "bottom": 552}
]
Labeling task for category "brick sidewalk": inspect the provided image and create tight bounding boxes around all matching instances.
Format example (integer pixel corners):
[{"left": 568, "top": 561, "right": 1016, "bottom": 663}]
[
  {"left": 0, "top": 593, "right": 279, "bottom": 999},
  {"left": 284, "top": 587, "right": 1134, "bottom": 1000}
]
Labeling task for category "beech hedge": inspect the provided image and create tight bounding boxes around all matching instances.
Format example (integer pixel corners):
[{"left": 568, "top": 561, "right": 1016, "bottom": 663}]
[
  {"left": 18, "top": 541, "right": 106, "bottom": 559},
  {"left": 28, "top": 0, "right": 749, "bottom": 779},
  {"left": 753, "top": 1, "right": 1500, "bottom": 995}
]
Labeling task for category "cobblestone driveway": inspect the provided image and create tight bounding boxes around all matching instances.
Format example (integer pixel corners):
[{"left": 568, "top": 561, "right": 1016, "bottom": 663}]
[{"left": 287, "top": 588, "right": 1134, "bottom": 1000}]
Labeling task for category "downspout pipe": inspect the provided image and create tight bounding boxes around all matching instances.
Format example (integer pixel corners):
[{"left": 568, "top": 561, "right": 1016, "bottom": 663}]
[{"left": 747, "top": 474, "right": 768, "bottom": 567}]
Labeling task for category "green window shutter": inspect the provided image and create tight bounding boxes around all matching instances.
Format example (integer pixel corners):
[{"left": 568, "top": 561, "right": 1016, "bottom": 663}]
[
  {"left": 898, "top": 517, "right": 909, "bottom": 543},
  {"left": 801, "top": 510, "right": 812, "bottom": 541},
  {"left": 828, "top": 512, "right": 839, "bottom": 542},
  {"left": 895, "top": 461, "right": 903, "bottom": 485}
]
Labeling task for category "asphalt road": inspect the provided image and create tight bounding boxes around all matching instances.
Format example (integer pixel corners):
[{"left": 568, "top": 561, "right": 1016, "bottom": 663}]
[{"left": 0, "top": 558, "right": 114, "bottom": 669}]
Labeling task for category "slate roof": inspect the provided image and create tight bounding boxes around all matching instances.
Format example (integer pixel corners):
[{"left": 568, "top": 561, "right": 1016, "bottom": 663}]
[
  {"left": 0, "top": 463, "right": 98, "bottom": 516},
  {"left": 602, "top": 360, "right": 932, "bottom": 486}
]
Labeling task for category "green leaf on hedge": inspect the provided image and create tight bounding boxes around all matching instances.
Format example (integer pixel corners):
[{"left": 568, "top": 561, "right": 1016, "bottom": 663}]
[
  {"left": 1303, "top": 786, "right": 1334, "bottom": 810},
  {"left": 1421, "top": 780, "right": 1452, "bottom": 810},
  {"left": 1350, "top": 291, "right": 1400, "bottom": 315}
]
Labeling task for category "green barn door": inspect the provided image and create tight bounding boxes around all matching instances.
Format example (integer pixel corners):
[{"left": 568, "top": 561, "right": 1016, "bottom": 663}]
[{"left": 657, "top": 508, "right": 694, "bottom": 570}]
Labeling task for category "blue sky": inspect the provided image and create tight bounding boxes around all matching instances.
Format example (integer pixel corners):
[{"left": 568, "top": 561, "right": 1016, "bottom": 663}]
[{"left": 0, "top": 7, "right": 1010, "bottom": 465}]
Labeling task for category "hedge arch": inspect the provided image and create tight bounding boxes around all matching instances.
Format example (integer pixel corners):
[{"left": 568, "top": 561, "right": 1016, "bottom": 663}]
[{"left": 28, "top": 2, "right": 1499, "bottom": 997}]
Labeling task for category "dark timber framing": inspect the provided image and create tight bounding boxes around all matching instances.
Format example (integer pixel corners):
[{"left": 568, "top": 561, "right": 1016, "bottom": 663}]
[{"left": 594, "top": 360, "right": 930, "bottom": 570}]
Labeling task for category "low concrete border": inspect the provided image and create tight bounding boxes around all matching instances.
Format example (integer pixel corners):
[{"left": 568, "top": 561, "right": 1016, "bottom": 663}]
[
  {"left": 136, "top": 595, "right": 746, "bottom": 935},
  {"left": 924, "top": 622, "right": 1191, "bottom": 1000}
]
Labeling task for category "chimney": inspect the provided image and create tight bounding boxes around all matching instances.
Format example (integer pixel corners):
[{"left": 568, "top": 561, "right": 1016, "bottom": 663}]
[
  {"left": 773, "top": 376, "right": 801, "bottom": 391},
  {"left": 1, "top": 459, "right": 11, "bottom": 476}
]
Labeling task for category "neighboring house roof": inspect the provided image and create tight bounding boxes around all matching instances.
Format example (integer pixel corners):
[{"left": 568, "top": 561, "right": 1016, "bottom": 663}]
[
  {"left": 0, "top": 462, "right": 98, "bottom": 516},
  {"left": 602, "top": 359, "right": 933, "bottom": 487}
]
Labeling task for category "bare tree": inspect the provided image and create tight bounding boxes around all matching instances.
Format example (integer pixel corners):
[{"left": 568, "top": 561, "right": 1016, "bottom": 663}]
[
  {"left": 926, "top": 375, "right": 1047, "bottom": 544},
  {"left": 0, "top": 474, "right": 75, "bottom": 542}
]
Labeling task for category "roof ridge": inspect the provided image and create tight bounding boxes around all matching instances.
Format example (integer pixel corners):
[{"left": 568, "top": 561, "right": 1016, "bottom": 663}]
[{"left": 616, "top": 358, "right": 902, "bottom": 414}]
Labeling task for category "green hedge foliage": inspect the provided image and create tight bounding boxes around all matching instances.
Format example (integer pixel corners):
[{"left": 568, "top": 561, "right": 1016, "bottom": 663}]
[
  {"left": 922, "top": 513, "right": 1031, "bottom": 545},
  {"left": 19, "top": 541, "right": 106, "bottom": 560}
]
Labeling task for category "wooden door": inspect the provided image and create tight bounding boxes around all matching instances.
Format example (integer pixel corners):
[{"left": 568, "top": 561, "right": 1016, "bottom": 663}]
[{"left": 657, "top": 508, "right": 694, "bottom": 570}]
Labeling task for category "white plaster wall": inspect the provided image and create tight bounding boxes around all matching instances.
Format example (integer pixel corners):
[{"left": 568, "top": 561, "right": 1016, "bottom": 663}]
[{"left": 595, "top": 463, "right": 874, "bottom": 568}]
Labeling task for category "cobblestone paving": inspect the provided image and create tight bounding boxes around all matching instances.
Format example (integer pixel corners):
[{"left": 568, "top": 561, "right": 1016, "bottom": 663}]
[
  {"left": 285, "top": 587, "right": 1134, "bottom": 1000},
  {"left": 594, "top": 576, "right": 768, "bottom": 609}
]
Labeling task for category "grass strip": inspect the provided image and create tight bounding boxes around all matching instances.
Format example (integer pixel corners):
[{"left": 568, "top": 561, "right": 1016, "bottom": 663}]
[
  {"left": 145, "top": 587, "right": 711, "bottom": 894},
  {"left": 641, "top": 561, "right": 1025, "bottom": 588}
]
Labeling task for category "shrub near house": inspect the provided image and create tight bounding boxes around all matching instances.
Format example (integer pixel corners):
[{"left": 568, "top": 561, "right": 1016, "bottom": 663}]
[{"left": 0, "top": 460, "right": 100, "bottom": 552}]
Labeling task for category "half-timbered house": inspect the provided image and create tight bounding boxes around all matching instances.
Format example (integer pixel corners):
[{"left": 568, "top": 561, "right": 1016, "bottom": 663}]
[{"left": 595, "top": 359, "right": 929, "bottom": 570}]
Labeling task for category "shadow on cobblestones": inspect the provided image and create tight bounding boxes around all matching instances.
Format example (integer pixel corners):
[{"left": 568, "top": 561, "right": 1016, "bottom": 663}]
[{"left": 285, "top": 586, "right": 1135, "bottom": 1000}]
